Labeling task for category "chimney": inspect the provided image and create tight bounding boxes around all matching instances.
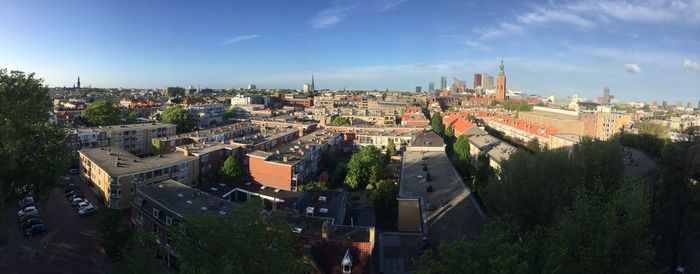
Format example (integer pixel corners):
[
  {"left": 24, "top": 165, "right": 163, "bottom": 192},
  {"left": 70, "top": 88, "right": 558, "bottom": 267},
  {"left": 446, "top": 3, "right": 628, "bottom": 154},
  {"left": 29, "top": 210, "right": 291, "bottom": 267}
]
[
  {"left": 183, "top": 146, "right": 190, "bottom": 156},
  {"left": 321, "top": 220, "right": 330, "bottom": 240},
  {"left": 229, "top": 139, "right": 235, "bottom": 146},
  {"left": 283, "top": 156, "right": 288, "bottom": 162}
]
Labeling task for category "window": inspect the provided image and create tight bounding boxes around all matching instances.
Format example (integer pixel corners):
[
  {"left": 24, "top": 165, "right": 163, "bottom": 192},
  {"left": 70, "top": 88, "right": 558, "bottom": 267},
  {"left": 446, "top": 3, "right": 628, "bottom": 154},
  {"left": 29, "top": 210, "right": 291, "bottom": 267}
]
[
  {"left": 179, "top": 163, "right": 187, "bottom": 170},
  {"left": 166, "top": 216, "right": 173, "bottom": 225},
  {"left": 153, "top": 208, "right": 160, "bottom": 218},
  {"left": 136, "top": 197, "right": 144, "bottom": 206},
  {"left": 136, "top": 211, "right": 144, "bottom": 225},
  {"left": 343, "top": 265, "right": 351, "bottom": 273}
]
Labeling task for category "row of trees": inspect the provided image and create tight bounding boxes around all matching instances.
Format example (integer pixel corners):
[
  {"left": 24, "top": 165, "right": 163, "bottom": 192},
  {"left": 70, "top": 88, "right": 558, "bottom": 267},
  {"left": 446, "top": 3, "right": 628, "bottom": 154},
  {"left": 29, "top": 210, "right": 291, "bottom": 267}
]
[
  {"left": 416, "top": 138, "right": 659, "bottom": 273},
  {"left": 82, "top": 99, "right": 195, "bottom": 133}
]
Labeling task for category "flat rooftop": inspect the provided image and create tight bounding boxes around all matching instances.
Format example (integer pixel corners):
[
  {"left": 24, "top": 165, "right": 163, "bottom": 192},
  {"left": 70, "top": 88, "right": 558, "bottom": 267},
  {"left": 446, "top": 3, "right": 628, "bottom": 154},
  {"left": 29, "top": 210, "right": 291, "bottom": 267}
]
[
  {"left": 233, "top": 127, "right": 298, "bottom": 145},
  {"left": 521, "top": 109, "right": 579, "bottom": 121},
  {"left": 410, "top": 131, "right": 445, "bottom": 147},
  {"left": 249, "top": 129, "right": 340, "bottom": 166},
  {"left": 285, "top": 214, "right": 372, "bottom": 243},
  {"left": 157, "top": 122, "right": 256, "bottom": 142},
  {"left": 137, "top": 179, "right": 234, "bottom": 219},
  {"left": 400, "top": 151, "right": 464, "bottom": 219},
  {"left": 468, "top": 134, "right": 516, "bottom": 164},
  {"left": 295, "top": 189, "right": 348, "bottom": 225},
  {"left": 80, "top": 146, "right": 196, "bottom": 176},
  {"left": 75, "top": 122, "right": 176, "bottom": 134}
]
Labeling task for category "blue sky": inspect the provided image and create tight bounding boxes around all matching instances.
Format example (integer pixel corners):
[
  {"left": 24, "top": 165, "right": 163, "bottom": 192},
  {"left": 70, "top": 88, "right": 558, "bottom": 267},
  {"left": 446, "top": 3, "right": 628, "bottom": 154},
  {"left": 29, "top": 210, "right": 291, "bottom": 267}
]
[{"left": 1, "top": 0, "right": 699, "bottom": 103}]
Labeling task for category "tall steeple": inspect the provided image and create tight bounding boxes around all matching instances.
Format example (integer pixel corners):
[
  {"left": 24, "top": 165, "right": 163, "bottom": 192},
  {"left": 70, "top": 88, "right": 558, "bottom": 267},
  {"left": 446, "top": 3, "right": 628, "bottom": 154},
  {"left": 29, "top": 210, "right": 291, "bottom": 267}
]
[
  {"left": 77, "top": 77, "right": 81, "bottom": 89},
  {"left": 311, "top": 74, "right": 315, "bottom": 92}
]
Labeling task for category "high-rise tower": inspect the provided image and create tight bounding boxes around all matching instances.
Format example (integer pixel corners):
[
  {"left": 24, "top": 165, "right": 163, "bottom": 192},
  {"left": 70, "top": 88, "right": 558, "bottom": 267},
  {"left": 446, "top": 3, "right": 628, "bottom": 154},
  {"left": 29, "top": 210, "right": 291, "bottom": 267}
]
[
  {"left": 311, "top": 74, "right": 315, "bottom": 92},
  {"left": 496, "top": 60, "right": 507, "bottom": 100}
]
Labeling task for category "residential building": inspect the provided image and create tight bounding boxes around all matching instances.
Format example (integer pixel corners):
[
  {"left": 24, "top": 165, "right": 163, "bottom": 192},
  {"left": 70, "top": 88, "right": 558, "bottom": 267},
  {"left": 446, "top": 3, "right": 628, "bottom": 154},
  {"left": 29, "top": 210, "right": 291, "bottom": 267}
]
[
  {"left": 164, "top": 87, "right": 185, "bottom": 97},
  {"left": 467, "top": 133, "right": 517, "bottom": 171},
  {"left": 247, "top": 129, "right": 343, "bottom": 191},
  {"left": 180, "top": 103, "right": 226, "bottom": 129},
  {"left": 69, "top": 123, "right": 177, "bottom": 156},
  {"left": 131, "top": 179, "right": 235, "bottom": 268},
  {"left": 155, "top": 122, "right": 258, "bottom": 153}
]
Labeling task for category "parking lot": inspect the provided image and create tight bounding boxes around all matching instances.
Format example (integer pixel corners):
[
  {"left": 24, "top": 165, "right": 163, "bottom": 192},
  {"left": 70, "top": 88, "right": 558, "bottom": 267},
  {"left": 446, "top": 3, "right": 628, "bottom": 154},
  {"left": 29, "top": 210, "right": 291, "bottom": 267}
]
[{"left": 0, "top": 175, "right": 106, "bottom": 274}]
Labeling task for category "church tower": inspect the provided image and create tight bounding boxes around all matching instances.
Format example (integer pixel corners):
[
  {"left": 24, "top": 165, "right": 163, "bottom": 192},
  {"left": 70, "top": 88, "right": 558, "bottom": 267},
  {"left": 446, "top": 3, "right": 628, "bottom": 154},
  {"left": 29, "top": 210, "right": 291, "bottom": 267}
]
[
  {"left": 496, "top": 60, "right": 506, "bottom": 100},
  {"left": 77, "top": 77, "right": 81, "bottom": 89}
]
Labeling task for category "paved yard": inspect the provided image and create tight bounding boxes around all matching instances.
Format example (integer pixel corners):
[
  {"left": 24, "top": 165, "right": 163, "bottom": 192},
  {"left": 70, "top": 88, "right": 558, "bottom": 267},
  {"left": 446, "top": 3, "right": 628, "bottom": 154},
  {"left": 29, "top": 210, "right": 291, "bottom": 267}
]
[{"left": 0, "top": 175, "right": 107, "bottom": 274}]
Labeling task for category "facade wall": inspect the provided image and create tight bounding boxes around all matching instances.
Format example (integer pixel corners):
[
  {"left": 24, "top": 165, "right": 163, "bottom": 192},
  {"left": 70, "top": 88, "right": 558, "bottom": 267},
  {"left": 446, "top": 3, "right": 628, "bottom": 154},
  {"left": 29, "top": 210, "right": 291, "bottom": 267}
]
[{"left": 248, "top": 156, "right": 293, "bottom": 190}]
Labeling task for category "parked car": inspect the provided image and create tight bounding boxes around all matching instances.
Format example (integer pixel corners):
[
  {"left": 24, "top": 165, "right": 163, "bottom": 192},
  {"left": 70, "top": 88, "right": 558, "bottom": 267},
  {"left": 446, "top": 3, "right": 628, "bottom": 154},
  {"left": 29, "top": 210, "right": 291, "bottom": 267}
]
[
  {"left": 24, "top": 224, "right": 47, "bottom": 238},
  {"left": 67, "top": 192, "right": 84, "bottom": 200},
  {"left": 20, "top": 218, "right": 43, "bottom": 230},
  {"left": 71, "top": 197, "right": 85, "bottom": 206},
  {"left": 69, "top": 168, "right": 79, "bottom": 175},
  {"left": 18, "top": 197, "right": 34, "bottom": 207},
  {"left": 77, "top": 201, "right": 91, "bottom": 210},
  {"left": 63, "top": 184, "right": 79, "bottom": 193},
  {"left": 64, "top": 189, "right": 83, "bottom": 198},
  {"left": 18, "top": 206, "right": 38, "bottom": 218},
  {"left": 19, "top": 212, "right": 40, "bottom": 223},
  {"left": 19, "top": 199, "right": 36, "bottom": 210},
  {"left": 78, "top": 205, "right": 97, "bottom": 216}
]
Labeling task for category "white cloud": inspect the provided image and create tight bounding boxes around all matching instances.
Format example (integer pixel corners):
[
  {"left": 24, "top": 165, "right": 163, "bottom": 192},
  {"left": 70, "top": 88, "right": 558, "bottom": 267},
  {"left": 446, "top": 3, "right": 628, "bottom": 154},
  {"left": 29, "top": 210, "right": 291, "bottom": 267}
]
[
  {"left": 625, "top": 63, "right": 641, "bottom": 73},
  {"left": 477, "top": 22, "right": 524, "bottom": 39},
  {"left": 381, "top": 0, "right": 408, "bottom": 11},
  {"left": 309, "top": 8, "right": 348, "bottom": 29},
  {"left": 518, "top": 8, "right": 594, "bottom": 28},
  {"left": 221, "top": 34, "right": 260, "bottom": 45},
  {"left": 682, "top": 59, "right": 699, "bottom": 70}
]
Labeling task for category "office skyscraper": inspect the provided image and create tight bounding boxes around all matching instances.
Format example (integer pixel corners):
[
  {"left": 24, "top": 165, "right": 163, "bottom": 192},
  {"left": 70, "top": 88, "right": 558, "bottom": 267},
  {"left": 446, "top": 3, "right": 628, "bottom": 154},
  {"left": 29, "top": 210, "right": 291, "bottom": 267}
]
[
  {"left": 440, "top": 76, "right": 447, "bottom": 91},
  {"left": 603, "top": 87, "right": 610, "bottom": 104},
  {"left": 415, "top": 86, "right": 422, "bottom": 93},
  {"left": 428, "top": 82, "right": 435, "bottom": 92},
  {"left": 496, "top": 60, "right": 507, "bottom": 100},
  {"left": 473, "top": 74, "right": 482, "bottom": 89}
]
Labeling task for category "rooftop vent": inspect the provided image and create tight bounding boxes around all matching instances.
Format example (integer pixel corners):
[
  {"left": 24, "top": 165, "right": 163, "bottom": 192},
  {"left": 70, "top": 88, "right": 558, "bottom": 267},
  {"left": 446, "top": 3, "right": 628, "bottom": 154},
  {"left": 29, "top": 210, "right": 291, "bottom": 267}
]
[
  {"left": 318, "top": 196, "right": 327, "bottom": 202},
  {"left": 292, "top": 227, "right": 303, "bottom": 234},
  {"left": 186, "top": 200, "right": 193, "bottom": 204},
  {"left": 319, "top": 208, "right": 328, "bottom": 213},
  {"left": 306, "top": 207, "right": 314, "bottom": 215},
  {"left": 274, "top": 188, "right": 281, "bottom": 193},
  {"left": 219, "top": 183, "right": 225, "bottom": 187},
  {"left": 218, "top": 211, "right": 226, "bottom": 215},
  {"left": 260, "top": 185, "right": 267, "bottom": 190},
  {"left": 201, "top": 206, "right": 207, "bottom": 211},
  {"left": 177, "top": 193, "right": 184, "bottom": 197},
  {"left": 158, "top": 184, "right": 164, "bottom": 188},
  {"left": 210, "top": 187, "right": 218, "bottom": 191},
  {"left": 245, "top": 182, "right": 252, "bottom": 186}
]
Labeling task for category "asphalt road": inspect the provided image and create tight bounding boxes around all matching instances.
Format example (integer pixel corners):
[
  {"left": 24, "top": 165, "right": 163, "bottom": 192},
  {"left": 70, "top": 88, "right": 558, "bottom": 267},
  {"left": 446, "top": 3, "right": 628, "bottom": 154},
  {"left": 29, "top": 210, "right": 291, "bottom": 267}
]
[{"left": 0, "top": 175, "right": 104, "bottom": 274}]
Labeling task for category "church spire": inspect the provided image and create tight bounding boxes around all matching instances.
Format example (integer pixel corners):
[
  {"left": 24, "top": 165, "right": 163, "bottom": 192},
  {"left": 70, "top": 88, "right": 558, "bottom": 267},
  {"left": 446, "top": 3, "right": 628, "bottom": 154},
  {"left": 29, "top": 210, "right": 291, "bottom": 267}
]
[{"left": 499, "top": 59, "right": 505, "bottom": 75}]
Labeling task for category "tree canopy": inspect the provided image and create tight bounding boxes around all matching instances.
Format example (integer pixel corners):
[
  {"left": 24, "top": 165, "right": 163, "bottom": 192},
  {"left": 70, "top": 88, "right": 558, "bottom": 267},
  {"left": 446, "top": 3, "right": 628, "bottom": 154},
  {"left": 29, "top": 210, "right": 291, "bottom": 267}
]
[
  {"left": 345, "top": 145, "right": 384, "bottom": 190},
  {"left": 417, "top": 138, "right": 657, "bottom": 273},
  {"left": 452, "top": 135, "right": 471, "bottom": 175},
  {"left": 431, "top": 112, "right": 444, "bottom": 136},
  {"left": 387, "top": 138, "right": 397, "bottom": 156},
  {"left": 221, "top": 156, "right": 243, "bottom": 184},
  {"left": 330, "top": 116, "right": 351, "bottom": 126},
  {"left": 371, "top": 179, "right": 398, "bottom": 229},
  {"left": 161, "top": 105, "right": 195, "bottom": 133},
  {"left": 82, "top": 99, "right": 122, "bottom": 126},
  {"left": 0, "top": 69, "right": 70, "bottom": 203}
]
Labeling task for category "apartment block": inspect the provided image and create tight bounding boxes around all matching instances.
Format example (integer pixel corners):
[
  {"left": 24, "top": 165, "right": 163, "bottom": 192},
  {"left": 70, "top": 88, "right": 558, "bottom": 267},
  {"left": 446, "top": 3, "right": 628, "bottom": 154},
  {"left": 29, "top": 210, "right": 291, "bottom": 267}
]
[
  {"left": 79, "top": 146, "right": 200, "bottom": 209},
  {"left": 468, "top": 133, "right": 517, "bottom": 171},
  {"left": 69, "top": 123, "right": 177, "bottom": 156},
  {"left": 155, "top": 122, "right": 259, "bottom": 153},
  {"left": 247, "top": 129, "right": 343, "bottom": 191},
  {"left": 518, "top": 107, "right": 585, "bottom": 136},
  {"left": 131, "top": 179, "right": 235, "bottom": 268}
]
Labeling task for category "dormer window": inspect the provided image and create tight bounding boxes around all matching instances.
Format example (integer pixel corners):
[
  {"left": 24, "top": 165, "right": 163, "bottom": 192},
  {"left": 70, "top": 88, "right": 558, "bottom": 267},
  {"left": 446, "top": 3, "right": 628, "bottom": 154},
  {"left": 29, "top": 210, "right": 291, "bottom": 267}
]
[
  {"left": 341, "top": 249, "right": 353, "bottom": 273},
  {"left": 153, "top": 208, "right": 160, "bottom": 218},
  {"left": 165, "top": 216, "right": 173, "bottom": 225}
]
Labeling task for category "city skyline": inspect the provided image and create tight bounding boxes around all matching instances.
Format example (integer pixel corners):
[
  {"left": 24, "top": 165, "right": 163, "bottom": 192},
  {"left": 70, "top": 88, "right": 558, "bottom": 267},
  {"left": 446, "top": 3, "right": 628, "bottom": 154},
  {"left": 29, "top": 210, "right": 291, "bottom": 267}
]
[{"left": 1, "top": 0, "right": 699, "bottom": 102}]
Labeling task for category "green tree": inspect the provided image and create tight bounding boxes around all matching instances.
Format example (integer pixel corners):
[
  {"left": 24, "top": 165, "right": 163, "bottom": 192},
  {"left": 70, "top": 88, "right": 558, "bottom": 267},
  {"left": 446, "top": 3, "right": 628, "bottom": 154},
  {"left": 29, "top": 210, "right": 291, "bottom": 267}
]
[
  {"left": 98, "top": 208, "right": 133, "bottom": 259},
  {"left": 151, "top": 138, "right": 165, "bottom": 155},
  {"left": 120, "top": 231, "right": 164, "bottom": 274},
  {"left": 445, "top": 124, "right": 454, "bottom": 139},
  {"left": 452, "top": 135, "right": 471, "bottom": 175},
  {"left": 161, "top": 105, "right": 195, "bottom": 133},
  {"left": 225, "top": 108, "right": 237, "bottom": 119},
  {"left": 473, "top": 152, "right": 493, "bottom": 196},
  {"left": 525, "top": 138, "right": 540, "bottom": 152},
  {"left": 82, "top": 99, "right": 122, "bottom": 126},
  {"left": 387, "top": 138, "right": 397, "bottom": 156},
  {"left": 173, "top": 201, "right": 304, "bottom": 274},
  {"left": 414, "top": 218, "right": 529, "bottom": 274},
  {"left": 371, "top": 180, "right": 398, "bottom": 229},
  {"left": 330, "top": 116, "right": 351, "bottom": 126},
  {"left": 329, "top": 162, "right": 347, "bottom": 188},
  {"left": 221, "top": 156, "right": 243, "bottom": 183},
  {"left": 431, "top": 112, "right": 444, "bottom": 136},
  {"left": 345, "top": 145, "right": 384, "bottom": 190},
  {"left": 125, "top": 111, "right": 142, "bottom": 124},
  {"left": 0, "top": 69, "right": 70, "bottom": 203}
]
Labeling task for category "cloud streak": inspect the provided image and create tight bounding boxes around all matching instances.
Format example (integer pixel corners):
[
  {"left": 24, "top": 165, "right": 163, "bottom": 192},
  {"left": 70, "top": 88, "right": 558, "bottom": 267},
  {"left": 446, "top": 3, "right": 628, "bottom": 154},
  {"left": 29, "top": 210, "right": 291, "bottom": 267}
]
[
  {"left": 625, "top": 63, "right": 641, "bottom": 74},
  {"left": 309, "top": 7, "right": 348, "bottom": 29},
  {"left": 682, "top": 59, "right": 699, "bottom": 70},
  {"left": 221, "top": 34, "right": 260, "bottom": 45}
]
